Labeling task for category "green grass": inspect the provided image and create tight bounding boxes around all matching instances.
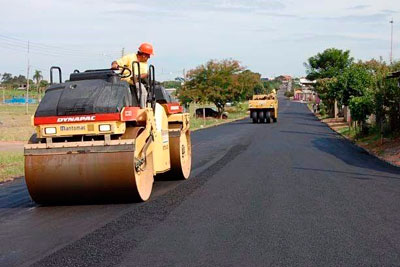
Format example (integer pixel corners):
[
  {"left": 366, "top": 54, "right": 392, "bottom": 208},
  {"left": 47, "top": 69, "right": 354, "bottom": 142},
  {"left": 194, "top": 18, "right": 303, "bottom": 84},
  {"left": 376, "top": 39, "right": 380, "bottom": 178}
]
[
  {"left": 358, "top": 131, "right": 381, "bottom": 143},
  {"left": 0, "top": 104, "right": 33, "bottom": 181},
  {"left": 0, "top": 104, "right": 37, "bottom": 141},
  {"left": 337, "top": 126, "right": 356, "bottom": 138},
  {"left": 189, "top": 102, "right": 248, "bottom": 130},
  {"left": 0, "top": 151, "right": 24, "bottom": 182},
  {"left": 336, "top": 125, "right": 386, "bottom": 157},
  {"left": 1, "top": 88, "right": 43, "bottom": 100},
  {"left": 319, "top": 114, "right": 330, "bottom": 120}
]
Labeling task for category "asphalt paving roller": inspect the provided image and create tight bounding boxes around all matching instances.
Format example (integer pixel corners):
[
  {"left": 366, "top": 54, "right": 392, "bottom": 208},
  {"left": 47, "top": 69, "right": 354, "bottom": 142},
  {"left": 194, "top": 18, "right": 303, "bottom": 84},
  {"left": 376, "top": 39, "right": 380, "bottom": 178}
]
[
  {"left": 249, "top": 90, "right": 278, "bottom": 123},
  {"left": 24, "top": 63, "right": 191, "bottom": 204}
]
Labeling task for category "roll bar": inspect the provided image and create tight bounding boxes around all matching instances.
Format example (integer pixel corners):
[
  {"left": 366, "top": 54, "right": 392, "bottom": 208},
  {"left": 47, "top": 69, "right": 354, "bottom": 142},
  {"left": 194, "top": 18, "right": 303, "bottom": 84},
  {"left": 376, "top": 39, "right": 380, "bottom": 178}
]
[
  {"left": 148, "top": 65, "right": 156, "bottom": 109},
  {"left": 131, "top": 61, "right": 142, "bottom": 106},
  {"left": 50, "top": 66, "right": 62, "bottom": 84}
]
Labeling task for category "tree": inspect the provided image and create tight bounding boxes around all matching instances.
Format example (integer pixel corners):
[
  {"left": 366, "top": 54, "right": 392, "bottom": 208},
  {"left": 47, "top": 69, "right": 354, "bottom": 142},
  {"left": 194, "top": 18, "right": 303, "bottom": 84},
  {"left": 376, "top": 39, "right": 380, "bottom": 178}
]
[
  {"left": 305, "top": 48, "right": 353, "bottom": 80},
  {"left": 1, "top": 72, "right": 12, "bottom": 84},
  {"left": 253, "top": 83, "right": 265, "bottom": 95},
  {"left": 179, "top": 59, "right": 244, "bottom": 115},
  {"left": 337, "top": 63, "right": 373, "bottom": 106},
  {"left": 179, "top": 65, "right": 210, "bottom": 105},
  {"left": 234, "top": 70, "right": 263, "bottom": 100},
  {"left": 11, "top": 75, "right": 27, "bottom": 85},
  {"left": 263, "top": 79, "right": 281, "bottom": 94},
  {"left": 314, "top": 77, "right": 340, "bottom": 116},
  {"left": 33, "top": 70, "right": 43, "bottom": 92},
  {"left": 349, "top": 94, "right": 374, "bottom": 133},
  {"left": 161, "top": 80, "right": 182, "bottom": 89},
  {"left": 39, "top": 80, "right": 49, "bottom": 88},
  {"left": 306, "top": 48, "right": 354, "bottom": 116},
  {"left": 382, "top": 61, "right": 400, "bottom": 131}
]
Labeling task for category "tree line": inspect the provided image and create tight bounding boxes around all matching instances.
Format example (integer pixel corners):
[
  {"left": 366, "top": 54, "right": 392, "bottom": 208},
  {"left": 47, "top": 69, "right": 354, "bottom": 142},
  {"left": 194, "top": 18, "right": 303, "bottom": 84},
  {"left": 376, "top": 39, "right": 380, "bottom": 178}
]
[
  {"left": 305, "top": 48, "right": 400, "bottom": 133},
  {"left": 0, "top": 70, "right": 48, "bottom": 92},
  {"left": 177, "top": 59, "right": 280, "bottom": 115}
]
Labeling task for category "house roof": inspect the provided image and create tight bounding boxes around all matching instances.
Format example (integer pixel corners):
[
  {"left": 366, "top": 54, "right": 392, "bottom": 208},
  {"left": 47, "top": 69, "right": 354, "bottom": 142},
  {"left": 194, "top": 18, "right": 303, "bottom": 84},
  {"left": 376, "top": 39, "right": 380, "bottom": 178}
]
[
  {"left": 299, "top": 78, "right": 316, "bottom": 84},
  {"left": 277, "top": 75, "right": 292, "bottom": 81}
]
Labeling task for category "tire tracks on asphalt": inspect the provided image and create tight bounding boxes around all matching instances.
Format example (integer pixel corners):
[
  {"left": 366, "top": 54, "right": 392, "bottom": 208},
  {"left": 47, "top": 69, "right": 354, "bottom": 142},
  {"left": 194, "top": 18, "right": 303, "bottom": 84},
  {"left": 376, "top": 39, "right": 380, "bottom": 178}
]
[{"left": 32, "top": 142, "right": 251, "bottom": 267}]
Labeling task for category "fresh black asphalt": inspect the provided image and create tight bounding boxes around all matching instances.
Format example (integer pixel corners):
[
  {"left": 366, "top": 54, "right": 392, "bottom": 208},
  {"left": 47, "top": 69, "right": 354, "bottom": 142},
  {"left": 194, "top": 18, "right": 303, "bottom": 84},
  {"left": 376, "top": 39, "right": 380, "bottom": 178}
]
[{"left": 1, "top": 92, "right": 400, "bottom": 266}]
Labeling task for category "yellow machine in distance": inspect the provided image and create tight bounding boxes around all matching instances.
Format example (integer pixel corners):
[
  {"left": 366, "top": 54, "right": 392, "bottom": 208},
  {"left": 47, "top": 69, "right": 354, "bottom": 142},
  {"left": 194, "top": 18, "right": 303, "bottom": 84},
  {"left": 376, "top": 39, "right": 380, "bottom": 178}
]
[{"left": 249, "top": 90, "right": 278, "bottom": 123}]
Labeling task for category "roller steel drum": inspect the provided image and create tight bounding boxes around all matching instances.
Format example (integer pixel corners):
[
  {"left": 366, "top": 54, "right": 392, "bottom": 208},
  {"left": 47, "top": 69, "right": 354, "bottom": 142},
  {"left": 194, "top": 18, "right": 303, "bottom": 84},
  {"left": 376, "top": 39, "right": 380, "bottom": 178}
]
[
  {"left": 24, "top": 143, "right": 154, "bottom": 204},
  {"left": 169, "top": 130, "right": 191, "bottom": 179}
]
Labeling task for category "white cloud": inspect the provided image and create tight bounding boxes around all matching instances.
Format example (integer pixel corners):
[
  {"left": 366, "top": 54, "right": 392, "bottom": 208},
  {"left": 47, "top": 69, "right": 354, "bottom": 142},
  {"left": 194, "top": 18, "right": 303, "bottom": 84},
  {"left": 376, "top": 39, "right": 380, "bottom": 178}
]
[{"left": 0, "top": 0, "right": 399, "bottom": 79}]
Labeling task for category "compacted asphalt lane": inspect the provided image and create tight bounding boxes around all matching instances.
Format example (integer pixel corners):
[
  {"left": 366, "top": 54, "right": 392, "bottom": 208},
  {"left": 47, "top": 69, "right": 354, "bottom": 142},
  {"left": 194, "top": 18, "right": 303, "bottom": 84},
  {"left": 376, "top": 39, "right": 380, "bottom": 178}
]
[{"left": 1, "top": 92, "right": 400, "bottom": 266}]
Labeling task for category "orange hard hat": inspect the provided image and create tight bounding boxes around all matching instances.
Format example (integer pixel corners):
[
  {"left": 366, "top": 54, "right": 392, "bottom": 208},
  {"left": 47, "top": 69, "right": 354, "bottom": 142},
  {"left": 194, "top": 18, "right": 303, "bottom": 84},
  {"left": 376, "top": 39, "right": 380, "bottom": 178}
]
[{"left": 138, "top": 43, "right": 154, "bottom": 56}]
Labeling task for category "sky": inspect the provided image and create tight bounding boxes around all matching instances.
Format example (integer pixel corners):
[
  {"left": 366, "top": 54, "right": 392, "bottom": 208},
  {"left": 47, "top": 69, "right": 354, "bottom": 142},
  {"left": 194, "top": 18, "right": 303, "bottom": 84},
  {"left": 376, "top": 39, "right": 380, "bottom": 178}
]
[{"left": 0, "top": 0, "right": 399, "bottom": 81}]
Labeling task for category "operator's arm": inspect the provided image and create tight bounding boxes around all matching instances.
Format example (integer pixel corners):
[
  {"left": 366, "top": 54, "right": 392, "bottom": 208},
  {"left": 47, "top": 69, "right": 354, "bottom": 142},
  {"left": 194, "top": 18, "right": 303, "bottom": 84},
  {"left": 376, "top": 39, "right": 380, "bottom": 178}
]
[
  {"left": 131, "top": 62, "right": 148, "bottom": 81},
  {"left": 111, "top": 55, "right": 130, "bottom": 70},
  {"left": 131, "top": 73, "right": 148, "bottom": 84},
  {"left": 139, "top": 62, "right": 148, "bottom": 79}
]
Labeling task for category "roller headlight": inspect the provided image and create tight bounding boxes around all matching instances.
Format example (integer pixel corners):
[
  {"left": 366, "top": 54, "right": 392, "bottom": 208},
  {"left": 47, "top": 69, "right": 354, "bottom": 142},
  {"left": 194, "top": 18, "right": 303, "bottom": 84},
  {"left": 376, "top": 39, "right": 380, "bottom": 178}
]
[
  {"left": 99, "top": 124, "right": 111, "bottom": 132},
  {"left": 44, "top": 127, "right": 57, "bottom": 134}
]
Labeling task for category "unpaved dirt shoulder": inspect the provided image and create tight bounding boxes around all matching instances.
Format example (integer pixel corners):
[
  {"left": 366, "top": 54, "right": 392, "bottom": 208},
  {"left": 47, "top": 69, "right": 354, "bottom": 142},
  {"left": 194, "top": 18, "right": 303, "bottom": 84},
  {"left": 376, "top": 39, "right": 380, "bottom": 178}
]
[{"left": 309, "top": 108, "right": 400, "bottom": 168}]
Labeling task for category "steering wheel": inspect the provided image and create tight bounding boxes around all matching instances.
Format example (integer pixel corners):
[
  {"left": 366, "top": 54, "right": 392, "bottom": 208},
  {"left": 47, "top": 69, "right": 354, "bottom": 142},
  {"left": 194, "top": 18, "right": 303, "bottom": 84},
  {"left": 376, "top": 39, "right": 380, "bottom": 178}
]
[{"left": 118, "top": 66, "right": 132, "bottom": 78}]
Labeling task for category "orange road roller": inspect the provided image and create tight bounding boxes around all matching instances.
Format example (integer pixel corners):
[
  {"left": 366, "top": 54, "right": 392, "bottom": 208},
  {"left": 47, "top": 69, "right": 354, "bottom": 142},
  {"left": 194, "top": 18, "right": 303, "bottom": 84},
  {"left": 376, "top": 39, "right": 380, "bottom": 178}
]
[{"left": 24, "top": 63, "right": 191, "bottom": 204}]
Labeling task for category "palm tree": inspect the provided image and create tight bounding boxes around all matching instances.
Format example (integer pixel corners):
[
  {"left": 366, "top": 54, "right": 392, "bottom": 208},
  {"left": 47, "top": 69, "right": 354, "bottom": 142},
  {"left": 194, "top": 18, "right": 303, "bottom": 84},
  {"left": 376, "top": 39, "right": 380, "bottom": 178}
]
[{"left": 33, "top": 70, "right": 42, "bottom": 93}]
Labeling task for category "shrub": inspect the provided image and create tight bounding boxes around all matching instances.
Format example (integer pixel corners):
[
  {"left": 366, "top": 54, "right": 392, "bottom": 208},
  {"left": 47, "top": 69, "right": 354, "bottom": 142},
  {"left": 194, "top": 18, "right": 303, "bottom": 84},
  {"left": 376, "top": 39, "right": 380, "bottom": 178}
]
[
  {"left": 319, "top": 102, "right": 327, "bottom": 116},
  {"left": 349, "top": 94, "right": 374, "bottom": 133},
  {"left": 284, "top": 90, "right": 294, "bottom": 98}
]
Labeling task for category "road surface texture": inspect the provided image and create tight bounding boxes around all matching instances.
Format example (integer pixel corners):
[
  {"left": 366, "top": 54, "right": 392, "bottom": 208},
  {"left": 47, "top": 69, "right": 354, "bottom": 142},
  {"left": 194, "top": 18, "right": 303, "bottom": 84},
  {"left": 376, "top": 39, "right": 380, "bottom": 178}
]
[{"left": 1, "top": 92, "right": 400, "bottom": 266}]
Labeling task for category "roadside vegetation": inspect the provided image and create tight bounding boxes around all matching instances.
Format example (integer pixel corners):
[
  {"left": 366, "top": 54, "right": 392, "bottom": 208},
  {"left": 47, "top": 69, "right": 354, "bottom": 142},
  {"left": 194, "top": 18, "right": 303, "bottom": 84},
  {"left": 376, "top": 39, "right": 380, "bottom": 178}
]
[
  {"left": 321, "top": 117, "right": 400, "bottom": 166},
  {"left": 0, "top": 104, "right": 37, "bottom": 182},
  {"left": 284, "top": 90, "right": 294, "bottom": 98},
  {"left": 178, "top": 59, "right": 279, "bottom": 117},
  {"left": 305, "top": 49, "right": 400, "bottom": 165},
  {"left": 306, "top": 48, "right": 400, "bottom": 136},
  {"left": 1, "top": 71, "right": 48, "bottom": 90},
  {"left": 190, "top": 102, "right": 248, "bottom": 130},
  {"left": 0, "top": 104, "right": 37, "bottom": 141},
  {"left": 0, "top": 151, "right": 24, "bottom": 182}
]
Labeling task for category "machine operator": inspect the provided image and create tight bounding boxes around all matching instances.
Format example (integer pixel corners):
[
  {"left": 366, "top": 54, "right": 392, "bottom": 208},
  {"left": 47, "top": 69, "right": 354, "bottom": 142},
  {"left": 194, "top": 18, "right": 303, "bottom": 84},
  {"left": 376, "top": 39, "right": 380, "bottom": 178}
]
[{"left": 111, "top": 42, "right": 154, "bottom": 108}]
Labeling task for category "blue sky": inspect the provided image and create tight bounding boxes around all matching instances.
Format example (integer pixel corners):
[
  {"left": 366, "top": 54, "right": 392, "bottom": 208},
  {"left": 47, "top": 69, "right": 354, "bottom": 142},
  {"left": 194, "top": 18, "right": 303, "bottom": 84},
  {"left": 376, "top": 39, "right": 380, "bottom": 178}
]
[{"left": 0, "top": 0, "right": 399, "bottom": 81}]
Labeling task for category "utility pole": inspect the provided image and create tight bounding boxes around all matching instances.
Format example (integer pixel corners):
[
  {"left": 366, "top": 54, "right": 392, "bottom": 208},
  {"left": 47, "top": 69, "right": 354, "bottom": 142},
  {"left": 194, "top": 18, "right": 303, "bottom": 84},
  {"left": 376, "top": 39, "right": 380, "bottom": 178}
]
[
  {"left": 1, "top": 74, "right": 4, "bottom": 104},
  {"left": 121, "top": 47, "right": 125, "bottom": 57},
  {"left": 26, "top": 40, "right": 30, "bottom": 115},
  {"left": 0, "top": 73, "right": 3, "bottom": 104},
  {"left": 390, "top": 19, "right": 394, "bottom": 64}
]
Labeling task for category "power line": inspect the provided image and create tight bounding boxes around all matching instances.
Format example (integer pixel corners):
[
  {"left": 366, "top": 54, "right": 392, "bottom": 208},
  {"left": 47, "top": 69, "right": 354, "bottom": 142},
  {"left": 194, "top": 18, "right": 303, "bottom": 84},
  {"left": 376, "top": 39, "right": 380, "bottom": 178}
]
[
  {"left": 0, "top": 40, "right": 120, "bottom": 58},
  {"left": 0, "top": 33, "right": 185, "bottom": 80},
  {"left": 0, "top": 42, "right": 121, "bottom": 60},
  {"left": 0, "top": 34, "right": 120, "bottom": 55},
  {"left": 0, "top": 34, "right": 121, "bottom": 58}
]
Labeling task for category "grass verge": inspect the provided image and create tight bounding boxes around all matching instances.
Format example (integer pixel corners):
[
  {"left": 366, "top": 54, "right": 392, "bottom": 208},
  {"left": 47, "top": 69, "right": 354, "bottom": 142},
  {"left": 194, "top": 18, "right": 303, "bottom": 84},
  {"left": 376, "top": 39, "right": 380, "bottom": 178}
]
[
  {"left": 191, "top": 109, "right": 248, "bottom": 130},
  {"left": 0, "top": 104, "right": 37, "bottom": 141},
  {"left": 313, "top": 110, "right": 400, "bottom": 167},
  {"left": 0, "top": 151, "right": 24, "bottom": 182}
]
